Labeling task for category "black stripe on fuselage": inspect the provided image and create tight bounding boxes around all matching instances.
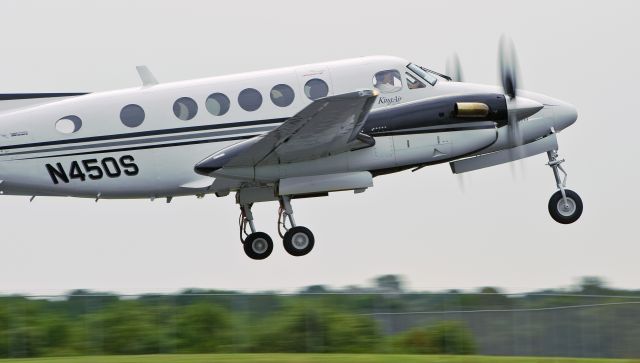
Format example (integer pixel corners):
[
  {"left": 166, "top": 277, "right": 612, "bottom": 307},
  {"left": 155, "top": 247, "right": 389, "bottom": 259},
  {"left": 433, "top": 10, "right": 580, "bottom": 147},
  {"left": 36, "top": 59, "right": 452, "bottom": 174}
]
[
  {"left": 13, "top": 123, "right": 495, "bottom": 161},
  {"left": 371, "top": 124, "right": 496, "bottom": 136},
  {"left": 4, "top": 125, "right": 277, "bottom": 156},
  {"left": 0, "top": 118, "right": 287, "bottom": 151},
  {"left": 15, "top": 134, "right": 258, "bottom": 160},
  {"left": 0, "top": 93, "right": 89, "bottom": 101}
]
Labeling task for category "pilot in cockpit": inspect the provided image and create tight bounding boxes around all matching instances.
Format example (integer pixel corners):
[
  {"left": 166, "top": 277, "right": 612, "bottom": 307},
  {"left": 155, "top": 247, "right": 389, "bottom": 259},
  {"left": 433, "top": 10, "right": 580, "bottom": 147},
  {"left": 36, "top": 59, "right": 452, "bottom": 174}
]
[{"left": 374, "top": 70, "right": 402, "bottom": 93}]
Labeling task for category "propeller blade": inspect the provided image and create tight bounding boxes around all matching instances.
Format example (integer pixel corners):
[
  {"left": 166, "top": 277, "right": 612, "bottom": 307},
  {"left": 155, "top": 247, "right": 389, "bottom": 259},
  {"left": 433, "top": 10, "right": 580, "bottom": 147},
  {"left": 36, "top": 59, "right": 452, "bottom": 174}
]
[
  {"left": 507, "top": 108, "right": 526, "bottom": 179},
  {"left": 498, "top": 36, "right": 519, "bottom": 99},
  {"left": 508, "top": 111, "right": 523, "bottom": 147},
  {"left": 498, "top": 36, "right": 531, "bottom": 150},
  {"left": 446, "top": 53, "right": 464, "bottom": 82},
  {"left": 456, "top": 173, "right": 466, "bottom": 194}
]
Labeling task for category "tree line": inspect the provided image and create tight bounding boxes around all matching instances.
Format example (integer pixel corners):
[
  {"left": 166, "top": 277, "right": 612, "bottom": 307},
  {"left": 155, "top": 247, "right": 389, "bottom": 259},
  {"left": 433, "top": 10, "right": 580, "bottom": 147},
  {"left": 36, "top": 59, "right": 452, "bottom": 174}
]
[{"left": 0, "top": 276, "right": 638, "bottom": 358}]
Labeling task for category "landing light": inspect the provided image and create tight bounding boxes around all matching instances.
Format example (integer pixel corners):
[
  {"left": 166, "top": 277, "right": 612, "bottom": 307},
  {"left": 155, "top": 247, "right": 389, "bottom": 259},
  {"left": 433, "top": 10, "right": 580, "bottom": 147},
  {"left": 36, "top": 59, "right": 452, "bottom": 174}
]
[{"left": 454, "top": 102, "right": 490, "bottom": 118}]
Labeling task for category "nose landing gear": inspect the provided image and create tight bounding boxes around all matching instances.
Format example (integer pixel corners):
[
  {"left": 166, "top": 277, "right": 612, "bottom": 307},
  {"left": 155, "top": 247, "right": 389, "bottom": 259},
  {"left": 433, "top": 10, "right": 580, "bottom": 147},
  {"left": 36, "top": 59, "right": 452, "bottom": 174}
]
[{"left": 546, "top": 150, "right": 583, "bottom": 224}]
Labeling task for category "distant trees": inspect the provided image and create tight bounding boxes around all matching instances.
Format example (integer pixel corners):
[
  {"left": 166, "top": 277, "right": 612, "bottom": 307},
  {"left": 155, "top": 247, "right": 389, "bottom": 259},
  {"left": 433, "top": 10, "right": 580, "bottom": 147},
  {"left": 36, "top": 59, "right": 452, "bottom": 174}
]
[
  {"left": 176, "top": 302, "right": 231, "bottom": 353},
  {"left": 374, "top": 275, "right": 405, "bottom": 293},
  {"left": 391, "top": 321, "right": 476, "bottom": 354},
  {"left": 92, "top": 301, "right": 158, "bottom": 354},
  {"left": 0, "top": 275, "right": 637, "bottom": 358},
  {"left": 251, "top": 301, "right": 380, "bottom": 353}
]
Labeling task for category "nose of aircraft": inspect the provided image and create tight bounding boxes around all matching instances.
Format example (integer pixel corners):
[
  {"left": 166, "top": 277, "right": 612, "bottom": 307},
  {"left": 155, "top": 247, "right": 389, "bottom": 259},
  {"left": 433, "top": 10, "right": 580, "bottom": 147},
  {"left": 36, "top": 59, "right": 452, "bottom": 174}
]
[
  {"left": 516, "top": 90, "right": 578, "bottom": 132},
  {"left": 554, "top": 101, "right": 578, "bottom": 131}
]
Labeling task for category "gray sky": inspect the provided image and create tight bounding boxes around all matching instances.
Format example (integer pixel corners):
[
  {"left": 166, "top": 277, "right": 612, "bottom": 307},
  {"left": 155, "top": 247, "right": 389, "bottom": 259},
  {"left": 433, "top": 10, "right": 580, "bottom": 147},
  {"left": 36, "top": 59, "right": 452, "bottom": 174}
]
[{"left": 0, "top": 0, "right": 638, "bottom": 295}]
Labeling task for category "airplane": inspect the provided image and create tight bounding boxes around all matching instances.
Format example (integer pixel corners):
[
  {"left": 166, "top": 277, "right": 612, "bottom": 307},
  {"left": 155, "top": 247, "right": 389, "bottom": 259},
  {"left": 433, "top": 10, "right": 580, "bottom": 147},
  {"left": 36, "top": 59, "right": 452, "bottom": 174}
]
[{"left": 0, "top": 38, "right": 581, "bottom": 260}]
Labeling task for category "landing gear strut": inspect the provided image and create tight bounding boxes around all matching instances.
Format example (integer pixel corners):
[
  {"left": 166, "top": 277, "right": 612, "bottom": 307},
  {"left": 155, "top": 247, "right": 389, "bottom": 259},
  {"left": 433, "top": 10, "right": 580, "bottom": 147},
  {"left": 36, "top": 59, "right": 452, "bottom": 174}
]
[
  {"left": 239, "top": 204, "right": 273, "bottom": 260},
  {"left": 237, "top": 195, "right": 315, "bottom": 259},
  {"left": 546, "top": 150, "right": 583, "bottom": 224},
  {"left": 278, "top": 196, "right": 315, "bottom": 256}
]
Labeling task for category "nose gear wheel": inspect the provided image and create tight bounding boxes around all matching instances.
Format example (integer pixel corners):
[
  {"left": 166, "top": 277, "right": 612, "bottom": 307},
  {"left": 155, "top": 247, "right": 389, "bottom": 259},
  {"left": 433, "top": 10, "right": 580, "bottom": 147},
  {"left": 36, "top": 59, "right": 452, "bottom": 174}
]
[
  {"left": 548, "top": 189, "right": 582, "bottom": 224},
  {"left": 546, "top": 149, "right": 583, "bottom": 224}
]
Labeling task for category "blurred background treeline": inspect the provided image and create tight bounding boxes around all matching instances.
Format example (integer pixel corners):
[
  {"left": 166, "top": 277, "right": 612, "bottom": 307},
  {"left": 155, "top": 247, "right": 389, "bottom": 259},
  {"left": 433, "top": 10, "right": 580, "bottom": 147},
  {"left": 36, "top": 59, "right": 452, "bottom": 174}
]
[{"left": 0, "top": 276, "right": 639, "bottom": 359}]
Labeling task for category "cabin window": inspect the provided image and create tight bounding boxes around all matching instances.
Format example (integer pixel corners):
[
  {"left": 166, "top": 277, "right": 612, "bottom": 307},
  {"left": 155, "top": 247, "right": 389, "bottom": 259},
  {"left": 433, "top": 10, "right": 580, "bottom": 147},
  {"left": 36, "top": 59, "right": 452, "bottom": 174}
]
[
  {"left": 173, "top": 97, "right": 198, "bottom": 120},
  {"left": 206, "top": 93, "right": 230, "bottom": 116},
  {"left": 120, "top": 104, "right": 145, "bottom": 127},
  {"left": 270, "top": 84, "right": 295, "bottom": 107},
  {"left": 55, "top": 115, "right": 82, "bottom": 134},
  {"left": 405, "top": 72, "right": 426, "bottom": 90},
  {"left": 304, "top": 78, "right": 329, "bottom": 100},
  {"left": 373, "top": 70, "right": 402, "bottom": 93},
  {"left": 238, "top": 88, "right": 263, "bottom": 111}
]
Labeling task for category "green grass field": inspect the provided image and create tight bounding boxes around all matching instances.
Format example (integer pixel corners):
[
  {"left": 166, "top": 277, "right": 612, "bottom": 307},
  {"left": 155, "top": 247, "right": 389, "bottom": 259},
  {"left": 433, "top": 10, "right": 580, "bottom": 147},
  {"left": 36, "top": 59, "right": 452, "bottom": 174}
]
[{"left": 1, "top": 355, "right": 638, "bottom": 363}]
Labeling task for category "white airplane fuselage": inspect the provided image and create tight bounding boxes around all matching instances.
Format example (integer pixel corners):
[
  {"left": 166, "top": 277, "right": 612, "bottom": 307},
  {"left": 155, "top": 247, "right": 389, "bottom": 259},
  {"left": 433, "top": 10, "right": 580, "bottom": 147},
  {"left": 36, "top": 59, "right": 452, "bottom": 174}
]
[{"left": 0, "top": 55, "right": 577, "bottom": 199}]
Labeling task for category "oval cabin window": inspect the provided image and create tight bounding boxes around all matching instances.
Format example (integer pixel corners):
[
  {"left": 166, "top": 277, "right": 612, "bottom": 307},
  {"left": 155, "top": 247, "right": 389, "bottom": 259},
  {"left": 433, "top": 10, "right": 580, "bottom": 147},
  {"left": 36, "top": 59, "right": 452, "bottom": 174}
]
[
  {"left": 304, "top": 79, "right": 329, "bottom": 100},
  {"left": 55, "top": 115, "right": 82, "bottom": 134},
  {"left": 173, "top": 97, "right": 198, "bottom": 120},
  {"left": 238, "top": 88, "right": 263, "bottom": 112},
  {"left": 270, "top": 84, "right": 295, "bottom": 107},
  {"left": 120, "top": 104, "right": 145, "bottom": 128},
  {"left": 206, "top": 93, "right": 230, "bottom": 116}
]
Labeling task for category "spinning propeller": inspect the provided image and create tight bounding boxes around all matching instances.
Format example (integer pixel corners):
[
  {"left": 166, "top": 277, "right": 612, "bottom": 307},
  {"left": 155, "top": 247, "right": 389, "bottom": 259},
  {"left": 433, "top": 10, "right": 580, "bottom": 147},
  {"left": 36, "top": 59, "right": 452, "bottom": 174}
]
[
  {"left": 499, "top": 36, "right": 523, "bottom": 149},
  {"left": 447, "top": 37, "right": 545, "bottom": 186},
  {"left": 447, "top": 37, "right": 543, "bottom": 149},
  {"left": 446, "top": 53, "right": 464, "bottom": 82}
]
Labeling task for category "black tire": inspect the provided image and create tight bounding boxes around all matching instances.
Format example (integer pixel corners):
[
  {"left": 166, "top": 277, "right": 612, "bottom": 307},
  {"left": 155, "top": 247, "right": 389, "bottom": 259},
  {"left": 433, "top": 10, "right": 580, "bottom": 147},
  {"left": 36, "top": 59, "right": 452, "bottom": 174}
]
[
  {"left": 283, "top": 226, "right": 315, "bottom": 257},
  {"left": 243, "top": 232, "right": 273, "bottom": 260},
  {"left": 548, "top": 189, "right": 583, "bottom": 224}
]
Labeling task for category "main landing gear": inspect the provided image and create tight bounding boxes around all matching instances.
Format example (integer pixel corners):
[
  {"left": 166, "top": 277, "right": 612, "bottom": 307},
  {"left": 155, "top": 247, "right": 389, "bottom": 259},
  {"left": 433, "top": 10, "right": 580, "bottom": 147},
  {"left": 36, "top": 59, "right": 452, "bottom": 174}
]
[
  {"left": 239, "top": 204, "right": 273, "bottom": 260},
  {"left": 238, "top": 196, "right": 315, "bottom": 260},
  {"left": 546, "top": 150, "right": 583, "bottom": 224},
  {"left": 278, "top": 196, "right": 315, "bottom": 257}
]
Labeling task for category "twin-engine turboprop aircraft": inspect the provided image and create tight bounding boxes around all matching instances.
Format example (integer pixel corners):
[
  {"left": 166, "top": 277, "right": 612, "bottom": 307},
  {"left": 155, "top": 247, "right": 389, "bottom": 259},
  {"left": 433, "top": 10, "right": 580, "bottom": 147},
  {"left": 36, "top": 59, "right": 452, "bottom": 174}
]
[{"left": 0, "top": 39, "right": 582, "bottom": 259}]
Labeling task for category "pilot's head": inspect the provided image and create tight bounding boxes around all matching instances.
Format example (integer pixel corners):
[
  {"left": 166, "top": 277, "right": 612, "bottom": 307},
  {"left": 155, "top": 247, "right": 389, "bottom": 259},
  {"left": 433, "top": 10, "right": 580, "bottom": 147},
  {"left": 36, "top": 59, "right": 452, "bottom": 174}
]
[{"left": 376, "top": 72, "right": 393, "bottom": 85}]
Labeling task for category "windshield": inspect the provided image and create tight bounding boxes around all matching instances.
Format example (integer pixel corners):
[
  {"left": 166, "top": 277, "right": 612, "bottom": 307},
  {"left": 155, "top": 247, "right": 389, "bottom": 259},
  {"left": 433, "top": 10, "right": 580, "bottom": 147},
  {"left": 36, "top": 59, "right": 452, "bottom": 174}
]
[{"left": 407, "top": 63, "right": 438, "bottom": 86}]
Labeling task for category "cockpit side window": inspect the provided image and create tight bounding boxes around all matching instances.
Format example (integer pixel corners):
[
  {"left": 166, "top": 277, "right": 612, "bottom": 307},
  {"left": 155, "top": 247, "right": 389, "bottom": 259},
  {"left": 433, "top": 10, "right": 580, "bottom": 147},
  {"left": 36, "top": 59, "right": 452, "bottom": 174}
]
[
  {"left": 405, "top": 72, "right": 425, "bottom": 89},
  {"left": 372, "top": 69, "right": 402, "bottom": 93},
  {"left": 407, "top": 63, "right": 437, "bottom": 86}
]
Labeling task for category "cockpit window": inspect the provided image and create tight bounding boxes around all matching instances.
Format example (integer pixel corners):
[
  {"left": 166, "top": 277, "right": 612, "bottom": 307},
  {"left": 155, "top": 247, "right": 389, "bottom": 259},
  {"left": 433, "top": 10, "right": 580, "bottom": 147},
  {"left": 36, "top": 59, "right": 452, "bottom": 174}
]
[
  {"left": 407, "top": 63, "right": 437, "bottom": 86},
  {"left": 405, "top": 72, "right": 425, "bottom": 89},
  {"left": 373, "top": 69, "right": 402, "bottom": 93}
]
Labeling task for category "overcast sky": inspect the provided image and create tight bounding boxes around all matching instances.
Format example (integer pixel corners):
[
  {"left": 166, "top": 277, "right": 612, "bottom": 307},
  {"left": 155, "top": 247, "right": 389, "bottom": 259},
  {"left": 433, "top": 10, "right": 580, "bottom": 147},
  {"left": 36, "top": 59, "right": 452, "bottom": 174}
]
[{"left": 0, "top": 0, "right": 638, "bottom": 295}]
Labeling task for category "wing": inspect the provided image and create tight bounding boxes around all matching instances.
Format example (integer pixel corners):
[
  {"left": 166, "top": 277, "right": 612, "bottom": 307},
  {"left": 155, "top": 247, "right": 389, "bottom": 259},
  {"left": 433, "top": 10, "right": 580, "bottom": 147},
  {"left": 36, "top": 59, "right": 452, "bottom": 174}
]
[{"left": 224, "top": 90, "right": 377, "bottom": 167}]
